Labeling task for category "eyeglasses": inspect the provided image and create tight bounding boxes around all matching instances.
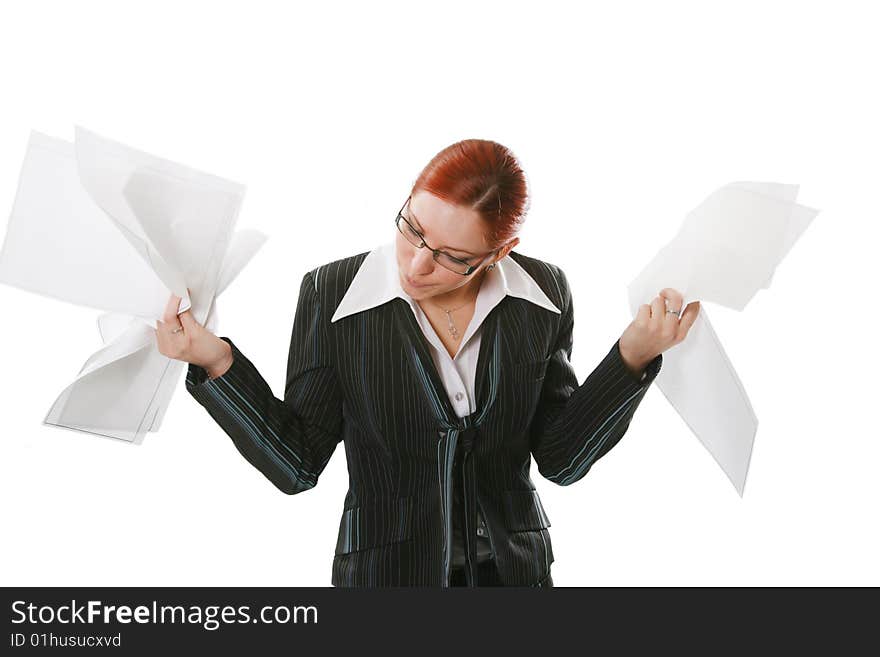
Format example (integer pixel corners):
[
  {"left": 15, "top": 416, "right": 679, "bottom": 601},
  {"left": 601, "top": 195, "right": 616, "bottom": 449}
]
[{"left": 395, "top": 195, "right": 497, "bottom": 276}]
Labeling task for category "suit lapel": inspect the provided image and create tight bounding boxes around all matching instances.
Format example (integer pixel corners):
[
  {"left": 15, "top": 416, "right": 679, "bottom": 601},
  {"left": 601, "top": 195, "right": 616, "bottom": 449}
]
[
  {"left": 392, "top": 298, "right": 458, "bottom": 422},
  {"left": 473, "top": 302, "right": 503, "bottom": 414},
  {"left": 392, "top": 297, "right": 513, "bottom": 422}
]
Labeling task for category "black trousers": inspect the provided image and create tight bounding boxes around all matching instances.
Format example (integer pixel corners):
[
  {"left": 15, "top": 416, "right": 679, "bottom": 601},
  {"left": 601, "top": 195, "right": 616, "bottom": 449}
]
[{"left": 449, "top": 558, "right": 554, "bottom": 587}]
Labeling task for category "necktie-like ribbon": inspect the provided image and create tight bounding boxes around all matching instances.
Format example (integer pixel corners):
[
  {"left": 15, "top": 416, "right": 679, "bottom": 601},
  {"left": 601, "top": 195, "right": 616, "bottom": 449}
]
[{"left": 397, "top": 299, "right": 502, "bottom": 586}]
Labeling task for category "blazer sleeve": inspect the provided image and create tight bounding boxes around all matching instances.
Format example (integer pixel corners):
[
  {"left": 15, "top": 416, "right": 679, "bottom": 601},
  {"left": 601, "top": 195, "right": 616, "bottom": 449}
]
[
  {"left": 529, "top": 267, "right": 663, "bottom": 486},
  {"left": 185, "top": 270, "right": 344, "bottom": 494}
]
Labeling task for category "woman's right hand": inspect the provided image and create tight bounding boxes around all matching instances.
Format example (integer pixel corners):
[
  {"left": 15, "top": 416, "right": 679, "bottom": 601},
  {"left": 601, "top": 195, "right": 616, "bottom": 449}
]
[{"left": 155, "top": 290, "right": 233, "bottom": 378}]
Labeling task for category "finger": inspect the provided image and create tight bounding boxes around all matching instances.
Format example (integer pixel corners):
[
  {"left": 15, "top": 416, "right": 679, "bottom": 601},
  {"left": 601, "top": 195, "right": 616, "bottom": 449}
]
[
  {"left": 163, "top": 293, "right": 182, "bottom": 325},
  {"left": 164, "top": 300, "right": 185, "bottom": 335},
  {"left": 659, "top": 289, "right": 683, "bottom": 329},
  {"left": 178, "top": 287, "right": 196, "bottom": 328},
  {"left": 676, "top": 301, "right": 701, "bottom": 341},
  {"left": 649, "top": 295, "right": 665, "bottom": 327},
  {"left": 178, "top": 308, "right": 199, "bottom": 332},
  {"left": 659, "top": 288, "right": 684, "bottom": 315},
  {"left": 636, "top": 303, "right": 651, "bottom": 325}
]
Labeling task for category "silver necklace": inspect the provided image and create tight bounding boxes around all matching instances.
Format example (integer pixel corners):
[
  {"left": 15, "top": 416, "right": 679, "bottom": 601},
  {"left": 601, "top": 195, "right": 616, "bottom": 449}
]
[
  {"left": 422, "top": 264, "right": 495, "bottom": 341},
  {"left": 420, "top": 292, "right": 478, "bottom": 341},
  {"left": 437, "top": 300, "right": 471, "bottom": 341}
]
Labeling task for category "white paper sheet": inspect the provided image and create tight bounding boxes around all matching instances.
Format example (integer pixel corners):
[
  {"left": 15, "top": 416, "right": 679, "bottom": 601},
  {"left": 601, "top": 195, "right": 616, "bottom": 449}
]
[
  {"left": 627, "top": 182, "right": 819, "bottom": 495},
  {"left": 0, "top": 127, "right": 267, "bottom": 444}
]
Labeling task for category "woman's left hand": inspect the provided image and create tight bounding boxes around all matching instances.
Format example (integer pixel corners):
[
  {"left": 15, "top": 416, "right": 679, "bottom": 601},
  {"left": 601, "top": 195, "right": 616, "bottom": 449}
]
[{"left": 618, "top": 288, "right": 701, "bottom": 376}]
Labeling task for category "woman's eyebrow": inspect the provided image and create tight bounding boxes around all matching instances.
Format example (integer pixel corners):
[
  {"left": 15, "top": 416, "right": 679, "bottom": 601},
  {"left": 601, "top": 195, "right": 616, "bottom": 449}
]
[{"left": 408, "top": 210, "right": 477, "bottom": 256}]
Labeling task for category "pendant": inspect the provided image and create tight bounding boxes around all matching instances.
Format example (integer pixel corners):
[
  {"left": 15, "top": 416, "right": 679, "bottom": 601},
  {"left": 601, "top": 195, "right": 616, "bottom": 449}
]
[{"left": 444, "top": 310, "right": 459, "bottom": 340}]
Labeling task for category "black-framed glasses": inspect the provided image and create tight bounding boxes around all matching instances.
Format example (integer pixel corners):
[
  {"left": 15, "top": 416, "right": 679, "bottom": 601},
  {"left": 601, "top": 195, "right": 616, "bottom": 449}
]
[{"left": 395, "top": 196, "right": 497, "bottom": 276}]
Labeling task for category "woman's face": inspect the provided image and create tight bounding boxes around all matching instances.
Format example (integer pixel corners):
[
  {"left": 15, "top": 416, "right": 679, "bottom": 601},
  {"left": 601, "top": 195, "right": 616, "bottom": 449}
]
[{"left": 396, "top": 190, "right": 517, "bottom": 301}]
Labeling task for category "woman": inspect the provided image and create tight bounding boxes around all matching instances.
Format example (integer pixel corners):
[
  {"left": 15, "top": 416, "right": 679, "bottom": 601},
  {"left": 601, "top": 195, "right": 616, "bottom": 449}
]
[{"left": 156, "top": 139, "right": 701, "bottom": 587}]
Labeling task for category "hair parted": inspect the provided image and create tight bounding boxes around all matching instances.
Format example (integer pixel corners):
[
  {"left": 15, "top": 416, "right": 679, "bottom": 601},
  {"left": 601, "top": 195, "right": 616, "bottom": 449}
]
[{"left": 411, "top": 139, "right": 530, "bottom": 250}]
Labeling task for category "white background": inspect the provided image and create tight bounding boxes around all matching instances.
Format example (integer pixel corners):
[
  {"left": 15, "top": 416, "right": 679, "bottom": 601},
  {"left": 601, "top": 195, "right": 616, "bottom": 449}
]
[{"left": 1, "top": 0, "right": 877, "bottom": 587}]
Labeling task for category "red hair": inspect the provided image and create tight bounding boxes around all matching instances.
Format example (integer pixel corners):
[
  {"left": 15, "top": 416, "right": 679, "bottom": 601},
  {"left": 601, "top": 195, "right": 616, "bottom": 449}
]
[{"left": 410, "top": 139, "right": 530, "bottom": 250}]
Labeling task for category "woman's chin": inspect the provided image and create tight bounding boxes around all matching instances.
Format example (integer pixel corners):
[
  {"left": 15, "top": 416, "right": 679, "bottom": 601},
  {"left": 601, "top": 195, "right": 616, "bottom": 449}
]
[{"left": 407, "top": 286, "right": 434, "bottom": 299}]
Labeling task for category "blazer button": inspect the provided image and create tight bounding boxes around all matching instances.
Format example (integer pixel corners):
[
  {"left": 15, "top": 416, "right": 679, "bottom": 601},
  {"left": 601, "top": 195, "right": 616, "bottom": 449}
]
[
  {"left": 455, "top": 392, "right": 464, "bottom": 401},
  {"left": 476, "top": 527, "right": 486, "bottom": 537}
]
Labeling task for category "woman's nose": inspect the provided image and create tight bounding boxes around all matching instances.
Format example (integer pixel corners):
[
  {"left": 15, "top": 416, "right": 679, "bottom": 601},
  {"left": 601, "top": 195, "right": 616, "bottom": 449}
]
[{"left": 410, "top": 247, "right": 435, "bottom": 273}]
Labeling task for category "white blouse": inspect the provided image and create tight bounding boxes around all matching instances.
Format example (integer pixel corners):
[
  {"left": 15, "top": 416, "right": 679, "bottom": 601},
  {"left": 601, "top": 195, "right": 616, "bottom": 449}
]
[{"left": 330, "top": 239, "right": 562, "bottom": 417}]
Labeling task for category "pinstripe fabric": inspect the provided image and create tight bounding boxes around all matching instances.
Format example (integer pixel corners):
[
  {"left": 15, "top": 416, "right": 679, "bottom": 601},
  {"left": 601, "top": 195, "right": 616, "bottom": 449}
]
[
  {"left": 331, "top": 240, "right": 561, "bottom": 419},
  {"left": 185, "top": 249, "right": 662, "bottom": 587},
  {"left": 394, "top": 302, "right": 502, "bottom": 587}
]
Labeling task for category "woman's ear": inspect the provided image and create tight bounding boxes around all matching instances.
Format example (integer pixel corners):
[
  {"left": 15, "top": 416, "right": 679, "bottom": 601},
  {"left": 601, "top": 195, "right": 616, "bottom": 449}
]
[
  {"left": 486, "top": 238, "right": 520, "bottom": 270},
  {"left": 501, "top": 237, "right": 520, "bottom": 258}
]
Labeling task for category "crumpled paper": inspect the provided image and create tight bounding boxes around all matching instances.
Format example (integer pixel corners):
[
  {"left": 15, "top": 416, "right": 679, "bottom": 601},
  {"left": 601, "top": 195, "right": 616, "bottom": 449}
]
[
  {"left": 628, "top": 182, "right": 819, "bottom": 495},
  {"left": 0, "top": 126, "right": 266, "bottom": 444}
]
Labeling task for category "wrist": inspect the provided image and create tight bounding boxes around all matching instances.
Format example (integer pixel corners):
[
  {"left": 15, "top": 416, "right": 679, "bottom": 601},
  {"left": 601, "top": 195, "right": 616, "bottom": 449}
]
[
  {"left": 205, "top": 341, "right": 233, "bottom": 380},
  {"left": 618, "top": 342, "right": 652, "bottom": 379}
]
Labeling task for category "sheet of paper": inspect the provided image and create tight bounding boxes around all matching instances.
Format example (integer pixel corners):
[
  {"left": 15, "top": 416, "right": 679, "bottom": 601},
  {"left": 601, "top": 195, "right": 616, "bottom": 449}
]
[
  {"left": 627, "top": 181, "right": 819, "bottom": 495},
  {"left": 0, "top": 127, "right": 267, "bottom": 444}
]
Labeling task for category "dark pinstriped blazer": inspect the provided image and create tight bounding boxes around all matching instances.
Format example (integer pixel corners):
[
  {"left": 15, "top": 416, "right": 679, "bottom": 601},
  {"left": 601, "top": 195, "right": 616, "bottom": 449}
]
[{"left": 185, "top": 248, "right": 662, "bottom": 587}]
